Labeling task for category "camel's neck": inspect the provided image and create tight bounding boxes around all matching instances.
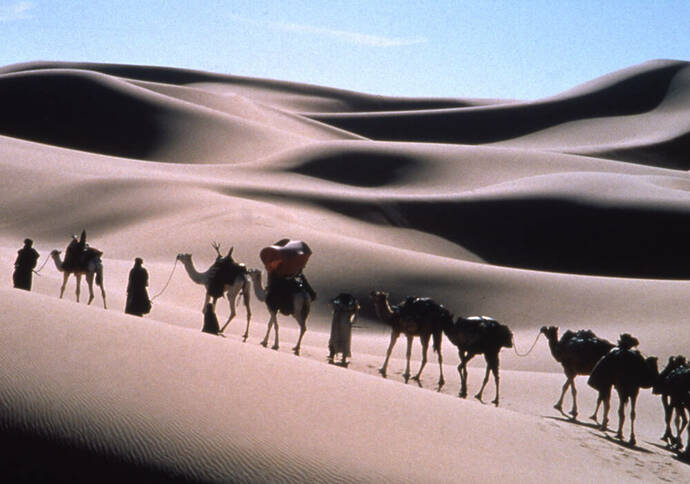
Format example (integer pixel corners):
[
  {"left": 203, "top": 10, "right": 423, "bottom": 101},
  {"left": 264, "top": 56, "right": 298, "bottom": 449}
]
[
  {"left": 545, "top": 332, "right": 561, "bottom": 360},
  {"left": 180, "top": 256, "right": 209, "bottom": 285},
  {"left": 50, "top": 252, "right": 64, "bottom": 272},
  {"left": 249, "top": 271, "right": 267, "bottom": 302},
  {"left": 373, "top": 298, "right": 396, "bottom": 324}
]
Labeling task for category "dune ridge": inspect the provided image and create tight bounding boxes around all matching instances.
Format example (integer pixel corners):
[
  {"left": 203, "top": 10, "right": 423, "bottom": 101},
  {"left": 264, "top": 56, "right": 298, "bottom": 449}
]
[{"left": 1, "top": 59, "right": 690, "bottom": 482}]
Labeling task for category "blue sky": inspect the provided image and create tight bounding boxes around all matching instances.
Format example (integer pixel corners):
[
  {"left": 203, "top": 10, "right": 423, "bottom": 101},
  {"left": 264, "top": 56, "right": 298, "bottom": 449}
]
[{"left": 1, "top": 0, "right": 688, "bottom": 100}]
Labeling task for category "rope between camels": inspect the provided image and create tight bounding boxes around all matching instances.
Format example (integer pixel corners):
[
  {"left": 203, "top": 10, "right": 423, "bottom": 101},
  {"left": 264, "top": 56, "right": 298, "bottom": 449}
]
[
  {"left": 150, "top": 258, "right": 178, "bottom": 301},
  {"left": 513, "top": 330, "right": 542, "bottom": 357}
]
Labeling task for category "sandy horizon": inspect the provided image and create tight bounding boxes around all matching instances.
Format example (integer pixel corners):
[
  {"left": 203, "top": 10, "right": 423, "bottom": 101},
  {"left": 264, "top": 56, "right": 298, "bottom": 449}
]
[{"left": 1, "top": 58, "right": 689, "bottom": 482}]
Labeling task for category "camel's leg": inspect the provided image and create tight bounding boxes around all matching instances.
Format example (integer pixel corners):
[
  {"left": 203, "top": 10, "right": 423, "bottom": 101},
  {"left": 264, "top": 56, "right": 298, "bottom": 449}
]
[
  {"left": 241, "top": 281, "right": 252, "bottom": 341},
  {"left": 403, "top": 334, "right": 413, "bottom": 383},
  {"left": 219, "top": 288, "right": 238, "bottom": 334},
  {"left": 677, "top": 407, "right": 689, "bottom": 450},
  {"left": 457, "top": 351, "right": 469, "bottom": 398},
  {"left": 435, "top": 333, "right": 445, "bottom": 391},
  {"left": 292, "top": 315, "right": 307, "bottom": 356},
  {"left": 616, "top": 394, "right": 627, "bottom": 441},
  {"left": 628, "top": 393, "right": 638, "bottom": 446},
  {"left": 99, "top": 282, "right": 107, "bottom": 310},
  {"left": 412, "top": 334, "right": 430, "bottom": 385},
  {"left": 272, "top": 316, "right": 280, "bottom": 350},
  {"left": 600, "top": 389, "right": 611, "bottom": 431},
  {"left": 379, "top": 331, "right": 400, "bottom": 378},
  {"left": 554, "top": 377, "right": 571, "bottom": 412},
  {"left": 85, "top": 273, "right": 95, "bottom": 305},
  {"left": 59, "top": 272, "right": 69, "bottom": 299},
  {"left": 661, "top": 396, "right": 674, "bottom": 444},
  {"left": 75, "top": 273, "right": 82, "bottom": 303},
  {"left": 590, "top": 393, "right": 604, "bottom": 423},
  {"left": 261, "top": 311, "right": 277, "bottom": 348},
  {"left": 476, "top": 353, "right": 499, "bottom": 404},
  {"left": 491, "top": 358, "right": 501, "bottom": 406},
  {"left": 569, "top": 380, "right": 578, "bottom": 418}
]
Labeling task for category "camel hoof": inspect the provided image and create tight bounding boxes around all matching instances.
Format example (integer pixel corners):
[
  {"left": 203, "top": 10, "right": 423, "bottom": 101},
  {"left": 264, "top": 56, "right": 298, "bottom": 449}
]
[
  {"left": 378, "top": 368, "right": 387, "bottom": 378},
  {"left": 569, "top": 410, "right": 578, "bottom": 419},
  {"left": 474, "top": 394, "right": 483, "bottom": 403},
  {"left": 492, "top": 399, "right": 499, "bottom": 407},
  {"left": 629, "top": 437, "right": 636, "bottom": 446},
  {"left": 553, "top": 403, "right": 562, "bottom": 411},
  {"left": 403, "top": 373, "right": 411, "bottom": 383},
  {"left": 242, "top": 334, "right": 248, "bottom": 342},
  {"left": 437, "top": 379, "right": 445, "bottom": 392},
  {"left": 292, "top": 346, "right": 300, "bottom": 356},
  {"left": 589, "top": 414, "right": 598, "bottom": 422},
  {"left": 459, "top": 391, "right": 467, "bottom": 399},
  {"left": 260, "top": 340, "right": 268, "bottom": 348},
  {"left": 272, "top": 344, "right": 279, "bottom": 351}
]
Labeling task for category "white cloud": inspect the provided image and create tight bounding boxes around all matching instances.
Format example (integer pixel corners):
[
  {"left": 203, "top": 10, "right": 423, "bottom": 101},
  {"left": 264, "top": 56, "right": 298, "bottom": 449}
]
[
  {"left": 0, "top": 1, "right": 33, "bottom": 22},
  {"left": 230, "top": 14, "right": 427, "bottom": 48}
]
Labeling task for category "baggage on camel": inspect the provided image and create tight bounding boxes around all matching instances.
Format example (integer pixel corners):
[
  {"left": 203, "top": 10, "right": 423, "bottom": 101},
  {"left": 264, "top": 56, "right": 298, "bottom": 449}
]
[{"left": 260, "top": 239, "right": 312, "bottom": 277}]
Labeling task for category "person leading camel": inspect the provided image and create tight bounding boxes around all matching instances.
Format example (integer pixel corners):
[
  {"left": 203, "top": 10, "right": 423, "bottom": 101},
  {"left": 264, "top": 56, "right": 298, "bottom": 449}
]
[
  {"left": 125, "top": 257, "right": 151, "bottom": 317},
  {"left": 369, "top": 291, "right": 447, "bottom": 390},
  {"left": 540, "top": 326, "right": 614, "bottom": 419},
  {"left": 13, "top": 238, "right": 39, "bottom": 291}
]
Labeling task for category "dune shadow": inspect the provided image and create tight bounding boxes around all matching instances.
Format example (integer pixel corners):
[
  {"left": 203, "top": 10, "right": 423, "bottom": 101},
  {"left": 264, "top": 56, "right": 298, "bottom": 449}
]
[{"left": 291, "top": 151, "right": 420, "bottom": 188}]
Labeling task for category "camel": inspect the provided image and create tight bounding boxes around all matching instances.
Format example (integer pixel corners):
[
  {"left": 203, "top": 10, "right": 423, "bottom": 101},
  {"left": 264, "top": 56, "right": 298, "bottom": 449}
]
[
  {"left": 369, "top": 291, "right": 447, "bottom": 390},
  {"left": 587, "top": 334, "right": 659, "bottom": 446},
  {"left": 176, "top": 243, "right": 252, "bottom": 341},
  {"left": 50, "top": 249, "right": 107, "bottom": 309},
  {"left": 653, "top": 355, "right": 689, "bottom": 450},
  {"left": 442, "top": 316, "right": 513, "bottom": 406},
  {"left": 247, "top": 269, "right": 311, "bottom": 355},
  {"left": 540, "top": 326, "right": 614, "bottom": 419},
  {"left": 658, "top": 365, "right": 690, "bottom": 456}
]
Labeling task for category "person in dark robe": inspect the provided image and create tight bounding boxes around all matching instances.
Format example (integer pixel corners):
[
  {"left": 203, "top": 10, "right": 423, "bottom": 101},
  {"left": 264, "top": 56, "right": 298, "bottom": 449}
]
[
  {"left": 125, "top": 257, "right": 151, "bottom": 317},
  {"left": 13, "top": 238, "right": 40, "bottom": 291},
  {"left": 202, "top": 303, "right": 220, "bottom": 335},
  {"left": 63, "top": 230, "right": 86, "bottom": 271}
]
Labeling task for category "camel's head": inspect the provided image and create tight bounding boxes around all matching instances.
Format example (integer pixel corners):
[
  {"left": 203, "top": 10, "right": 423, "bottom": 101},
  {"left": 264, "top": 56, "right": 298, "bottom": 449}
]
[
  {"left": 539, "top": 326, "right": 558, "bottom": 339},
  {"left": 50, "top": 249, "right": 61, "bottom": 256},
  {"left": 176, "top": 253, "right": 191, "bottom": 261},
  {"left": 369, "top": 290, "right": 389, "bottom": 302}
]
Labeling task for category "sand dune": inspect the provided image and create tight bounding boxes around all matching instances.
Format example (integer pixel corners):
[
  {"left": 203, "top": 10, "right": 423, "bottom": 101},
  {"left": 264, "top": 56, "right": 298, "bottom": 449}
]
[{"left": 1, "top": 59, "right": 690, "bottom": 482}]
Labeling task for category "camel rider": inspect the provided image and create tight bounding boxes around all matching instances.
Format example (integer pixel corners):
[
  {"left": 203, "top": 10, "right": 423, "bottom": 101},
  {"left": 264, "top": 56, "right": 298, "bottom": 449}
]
[
  {"left": 125, "top": 257, "right": 151, "bottom": 317},
  {"left": 63, "top": 229, "right": 86, "bottom": 271},
  {"left": 13, "top": 238, "right": 40, "bottom": 291}
]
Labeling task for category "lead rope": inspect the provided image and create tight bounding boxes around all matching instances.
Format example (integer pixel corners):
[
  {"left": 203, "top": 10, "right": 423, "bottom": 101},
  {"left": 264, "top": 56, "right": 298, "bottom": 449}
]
[
  {"left": 513, "top": 330, "right": 542, "bottom": 357},
  {"left": 150, "top": 258, "right": 179, "bottom": 301},
  {"left": 32, "top": 254, "right": 52, "bottom": 276}
]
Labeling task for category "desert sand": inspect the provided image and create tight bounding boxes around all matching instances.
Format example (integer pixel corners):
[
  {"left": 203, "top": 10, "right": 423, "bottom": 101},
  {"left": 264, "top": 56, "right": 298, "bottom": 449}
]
[{"left": 1, "top": 59, "right": 689, "bottom": 482}]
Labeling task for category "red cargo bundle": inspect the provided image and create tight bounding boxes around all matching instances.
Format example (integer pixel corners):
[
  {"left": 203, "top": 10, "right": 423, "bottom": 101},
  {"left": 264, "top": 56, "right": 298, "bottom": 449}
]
[{"left": 259, "top": 239, "right": 312, "bottom": 277}]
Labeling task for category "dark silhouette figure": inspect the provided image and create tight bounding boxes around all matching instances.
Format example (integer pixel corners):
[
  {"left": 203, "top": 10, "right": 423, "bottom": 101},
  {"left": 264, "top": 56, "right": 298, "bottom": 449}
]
[
  {"left": 540, "top": 326, "right": 614, "bottom": 419},
  {"left": 653, "top": 355, "right": 689, "bottom": 450},
  {"left": 202, "top": 303, "right": 220, "bottom": 335},
  {"left": 442, "top": 316, "right": 513, "bottom": 406},
  {"left": 587, "top": 333, "right": 659, "bottom": 445},
  {"left": 369, "top": 291, "right": 448, "bottom": 389},
  {"left": 63, "top": 230, "right": 86, "bottom": 271},
  {"left": 13, "top": 238, "right": 39, "bottom": 291},
  {"left": 328, "top": 293, "right": 359, "bottom": 366},
  {"left": 125, "top": 258, "right": 151, "bottom": 317}
]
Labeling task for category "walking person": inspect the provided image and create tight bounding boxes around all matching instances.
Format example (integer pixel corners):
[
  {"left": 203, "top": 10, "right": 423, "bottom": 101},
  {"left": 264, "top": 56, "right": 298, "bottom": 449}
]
[
  {"left": 125, "top": 257, "right": 151, "bottom": 316},
  {"left": 13, "top": 238, "right": 40, "bottom": 291}
]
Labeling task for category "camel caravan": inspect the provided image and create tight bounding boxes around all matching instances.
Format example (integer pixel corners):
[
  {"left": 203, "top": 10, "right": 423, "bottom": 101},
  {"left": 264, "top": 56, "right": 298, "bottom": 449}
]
[{"left": 11, "top": 232, "right": 690, "bottom": 457}]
